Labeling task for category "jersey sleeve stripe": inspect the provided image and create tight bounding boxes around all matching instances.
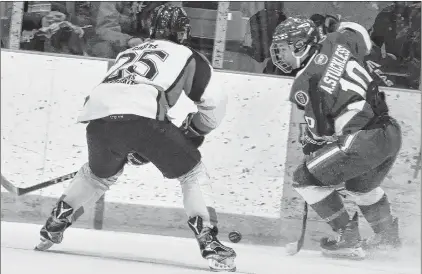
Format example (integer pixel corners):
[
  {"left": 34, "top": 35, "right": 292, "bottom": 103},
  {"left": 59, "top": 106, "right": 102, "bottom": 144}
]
[{"left": 334, "top": 100, "right": 374, "bottom": 135}]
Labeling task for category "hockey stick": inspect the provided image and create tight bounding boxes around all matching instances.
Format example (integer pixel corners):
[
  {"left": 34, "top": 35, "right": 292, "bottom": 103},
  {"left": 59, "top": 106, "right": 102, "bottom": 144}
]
[
  {"left": 285, "top": 201, "right": 308, "bottom": 255},
  {"left": 1, "top": 171, "right": 77, "bottom": 196},
  {"left": 285, "top": 187, "right": 347, "bottom": 256}
]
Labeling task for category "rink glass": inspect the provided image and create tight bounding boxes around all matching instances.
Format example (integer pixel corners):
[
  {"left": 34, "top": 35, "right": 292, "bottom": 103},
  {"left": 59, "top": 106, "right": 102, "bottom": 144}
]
[{"left": 0, "top": 1, "right": 420, "bottom": 90}]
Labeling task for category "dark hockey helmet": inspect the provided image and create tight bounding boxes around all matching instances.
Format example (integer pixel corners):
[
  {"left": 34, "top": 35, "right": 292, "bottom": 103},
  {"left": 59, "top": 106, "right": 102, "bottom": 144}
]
[
  {"left": 270, "top": 17, "right": 319, "bottom": 73},
  {"left": 146, "top": 5, "right": 191, "bottom": 44}
]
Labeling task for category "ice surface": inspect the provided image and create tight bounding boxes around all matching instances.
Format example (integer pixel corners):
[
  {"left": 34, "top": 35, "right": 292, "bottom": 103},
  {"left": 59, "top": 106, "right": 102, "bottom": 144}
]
[{"left": 1, "top": 222, "right": 419, "bottom": 274}]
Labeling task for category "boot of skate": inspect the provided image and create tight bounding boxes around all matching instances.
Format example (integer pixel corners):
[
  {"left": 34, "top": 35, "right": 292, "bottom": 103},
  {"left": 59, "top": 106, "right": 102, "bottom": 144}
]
[
  {"left": 320, "top": 212, "right": 366, "bottom": 260},
  {"left": 188, "top": 216, "right": 236, "bottom": 272},
  {"left": 356, "top": 192, "right": 402, "bottom": 250},
  {"left": 35, "top": 200, "right": 74, "bottom": 251},
  {"left": 362, "top": 217, "right": 402, "bottom": 250}
]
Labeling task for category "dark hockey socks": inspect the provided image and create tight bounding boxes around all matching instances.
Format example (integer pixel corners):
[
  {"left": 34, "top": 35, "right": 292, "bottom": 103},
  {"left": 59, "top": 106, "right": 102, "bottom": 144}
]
[
  {"left": 310, "top": 191, "right": 350, "bottom": 231},
  {"left": 358, "top": 194, "right": 393, "bottom": 233}
]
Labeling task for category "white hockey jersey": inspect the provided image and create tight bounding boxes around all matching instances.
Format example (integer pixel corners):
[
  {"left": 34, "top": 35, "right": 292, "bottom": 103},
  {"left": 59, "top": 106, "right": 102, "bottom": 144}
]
[{"left": 77, "top": 39, "right": 227, "bottom": 135}]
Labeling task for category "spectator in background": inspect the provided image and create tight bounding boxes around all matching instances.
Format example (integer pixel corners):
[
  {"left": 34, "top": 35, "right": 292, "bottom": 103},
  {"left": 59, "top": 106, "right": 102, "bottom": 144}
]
[
  {"left": 20, "top": 1, "right": 91, "bottom": 55},
  {"left": 73, "top": 2, "right": 96, "bottom": 28},
  {"left": 1, "top": 1, "right": 12, "bottom": 48},
  {"left": 88, "top": 1, "right": 165, "bottom": 59},
  {"left": 369, "top": 1, "right": 421, "bottom": 89},
  {"left": 247, "top": 4, "right": 286, "bottom": 63}
]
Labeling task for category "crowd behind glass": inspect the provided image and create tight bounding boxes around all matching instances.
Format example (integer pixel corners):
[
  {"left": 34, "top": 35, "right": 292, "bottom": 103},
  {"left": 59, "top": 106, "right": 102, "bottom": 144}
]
[{"left": 1, "top": 1, "right": 420, "bottom": 90}]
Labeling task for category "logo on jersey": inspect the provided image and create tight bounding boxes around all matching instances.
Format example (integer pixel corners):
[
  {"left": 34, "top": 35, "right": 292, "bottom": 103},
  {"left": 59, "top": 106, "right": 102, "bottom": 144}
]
[
  {"left": 294, "top": 91, "right": 309, "bottom": 107},
  {"left": 319, "top": 44, "right": 351, "bottom": 94},
  {"left": 314, "top": 53, "right": 328, "bottom": 65}
]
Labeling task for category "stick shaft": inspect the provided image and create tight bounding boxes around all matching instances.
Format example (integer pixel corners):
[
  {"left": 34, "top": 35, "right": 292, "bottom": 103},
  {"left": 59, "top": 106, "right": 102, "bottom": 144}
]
[
  {"left": 1, "top": 172, "right": 77, "bottom": 196},
  {"left": 296, "top": 202, "right": 308, "bottom": 251}
]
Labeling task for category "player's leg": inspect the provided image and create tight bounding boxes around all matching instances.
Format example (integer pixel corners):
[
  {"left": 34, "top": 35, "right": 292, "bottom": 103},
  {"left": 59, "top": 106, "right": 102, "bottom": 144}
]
[
  {"left": 293, "top": 125, "right": 400, "bottom": 259},
  {"left": 129, "top": 117, "right": 236, "bottom": 272},
  {"left": 345, "top": 119, "right": 402, "bottom": 250},
  {"left": 37, "top": 119, "right": 128, "bottom": 250},
  {"left": 293, "top": 148, "right": 364, "bottom": 259}
]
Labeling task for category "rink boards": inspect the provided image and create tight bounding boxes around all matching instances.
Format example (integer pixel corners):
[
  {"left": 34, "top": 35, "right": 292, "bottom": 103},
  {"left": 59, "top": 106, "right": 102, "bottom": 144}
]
[{"left": 1, "top": 49, "right": 421, "bottom": 250}]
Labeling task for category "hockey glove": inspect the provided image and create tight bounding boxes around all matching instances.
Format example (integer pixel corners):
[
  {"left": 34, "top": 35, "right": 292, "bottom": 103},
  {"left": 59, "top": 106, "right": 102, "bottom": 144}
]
[
  {"left": 179, "top": 112, "right": 205, "bottom": 148},
  {"left": 301, "top": 129, "right": 327, "bottom": 155},
  {"left": 127, "top": 152, "right": 150, "bottom": 166}
]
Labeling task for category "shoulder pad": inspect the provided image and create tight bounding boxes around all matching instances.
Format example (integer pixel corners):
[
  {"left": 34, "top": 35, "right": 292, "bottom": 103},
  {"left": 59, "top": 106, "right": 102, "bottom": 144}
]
[{"left": 337, "top": 22, "right": 372, "bottom": 54}]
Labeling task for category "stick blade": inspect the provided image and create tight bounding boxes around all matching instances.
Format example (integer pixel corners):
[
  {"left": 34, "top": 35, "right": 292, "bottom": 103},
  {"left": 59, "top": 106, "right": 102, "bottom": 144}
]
[{"left": 285, "top": 241, "right": 300, "bottom": 256}]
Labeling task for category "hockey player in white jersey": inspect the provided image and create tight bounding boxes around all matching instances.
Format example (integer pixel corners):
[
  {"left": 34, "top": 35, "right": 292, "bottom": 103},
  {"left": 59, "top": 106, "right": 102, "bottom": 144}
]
[{"left": 35, "top": 5, "right": 236, "bottom": 272}]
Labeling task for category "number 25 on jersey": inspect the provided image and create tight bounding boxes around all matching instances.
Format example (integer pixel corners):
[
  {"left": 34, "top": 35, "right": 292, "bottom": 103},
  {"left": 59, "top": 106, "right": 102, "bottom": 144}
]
[{"left": 103, "top": 49, "right": 169, "bottom": 84}]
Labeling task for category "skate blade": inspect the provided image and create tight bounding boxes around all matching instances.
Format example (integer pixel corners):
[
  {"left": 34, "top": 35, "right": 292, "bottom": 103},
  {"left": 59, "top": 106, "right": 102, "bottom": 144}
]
[
  {"left": 208, "top": 257, "right": 236, "bottom": 272},
  {"left": 321, "top": 247, "right": 366, "bottom": 260},
  {"left": 34, "top": 239, "right": 54, "bottom": 251}
]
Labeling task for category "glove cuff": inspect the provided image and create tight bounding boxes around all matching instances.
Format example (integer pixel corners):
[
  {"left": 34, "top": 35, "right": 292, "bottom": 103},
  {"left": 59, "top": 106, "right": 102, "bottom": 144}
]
[
  {"left": 181, "top": 112, "right": 207, "bottom": 138},
  {"left": 304, "top": 134, "right": 326, "bottom": 146}
]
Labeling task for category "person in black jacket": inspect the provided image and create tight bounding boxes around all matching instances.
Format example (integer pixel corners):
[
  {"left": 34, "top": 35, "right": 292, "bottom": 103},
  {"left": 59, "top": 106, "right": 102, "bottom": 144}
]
[{"left": 369, "top": 1, "right": 421, "bottom": 89}]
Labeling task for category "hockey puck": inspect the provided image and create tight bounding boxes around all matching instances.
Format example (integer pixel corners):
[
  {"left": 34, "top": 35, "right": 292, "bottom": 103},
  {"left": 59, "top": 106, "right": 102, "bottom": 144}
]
[{"left": 228, "top": 231, "right": 242, "bottom": 243}]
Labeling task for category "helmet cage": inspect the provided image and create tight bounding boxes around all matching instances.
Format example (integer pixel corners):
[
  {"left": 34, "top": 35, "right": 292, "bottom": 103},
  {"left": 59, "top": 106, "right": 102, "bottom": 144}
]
[
  {"left": 270, "top": 17, "right": 318, "bottom": 73},
  {"left": 270, "top": 39, "right": 312, "bottom": 73}
]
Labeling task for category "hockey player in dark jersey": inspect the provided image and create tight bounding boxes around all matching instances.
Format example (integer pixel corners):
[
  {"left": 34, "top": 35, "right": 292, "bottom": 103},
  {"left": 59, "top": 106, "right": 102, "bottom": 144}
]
[
  {"left": 35, "top": 5, "right": 236, "bottom": 271},
  {"left": 265, "top": 13, "right": 395, "bottom": 87},
  {"left": 310, "top": 14, "right": 395, "bottom": 88},
  {"left": 270, "top": 17, "right": 402, "bottom": 259}
]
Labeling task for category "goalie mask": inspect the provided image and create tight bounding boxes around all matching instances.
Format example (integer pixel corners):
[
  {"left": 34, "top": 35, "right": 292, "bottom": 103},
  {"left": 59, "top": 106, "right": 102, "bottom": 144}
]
[
  {"left": 144, "top": 5, "right": 191, "bottom": 44},
  {"left": 270, "top": 17, "right": 319, "bottom": 73}
]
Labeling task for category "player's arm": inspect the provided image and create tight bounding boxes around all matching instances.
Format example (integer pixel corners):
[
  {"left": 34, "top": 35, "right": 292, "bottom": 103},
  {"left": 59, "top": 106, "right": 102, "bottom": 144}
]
[
  {"left": 181, "top": 50, "right": 228, "bottom": 136},
  {"left": 290, "top": 76, "right": 335, "bottom": 155},
  {"left": 303, "top": 97, "right": 337, "bottom": 142},
  {"left": 290, "top": 73, "right": 333, "bottom": 138}
]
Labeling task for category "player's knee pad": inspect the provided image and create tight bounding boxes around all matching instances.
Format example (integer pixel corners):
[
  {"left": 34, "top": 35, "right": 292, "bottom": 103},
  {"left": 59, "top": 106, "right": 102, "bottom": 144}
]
[
  {"left": 177, "top": 162, "right": 217, "bottom": 225},
  {"left": 81, "top": 162, "right": 122, "bottom": 188},
  {"left": 178, "top": 161, "right": 208, "bottom": 182},
  {"left": 346, "top": 187, "right": 385, "bottom": 206},
  {"left": 62, "top": 163, "right": 123, "bottom": 209},
  {"left": 294, "top": 185, "right": 336, "bottom": 205},
  {"left": 293, "top": 162, "right": 325, "bottom": 188}
]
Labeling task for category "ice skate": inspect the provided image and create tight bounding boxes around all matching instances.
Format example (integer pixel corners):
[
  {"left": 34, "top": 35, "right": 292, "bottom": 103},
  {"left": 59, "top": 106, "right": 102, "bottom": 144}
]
[
  {"left": 320, "top": 212, "right": 366, "bottom": 260},
  {"left": 35, "top": 200, "right": 74, "bottom": 251},
  {"left": 188, "top": 216, "right": 236, "bottom": 272},
  {"left": 362, "top": 217, "right": 401, "bottom": 250}
]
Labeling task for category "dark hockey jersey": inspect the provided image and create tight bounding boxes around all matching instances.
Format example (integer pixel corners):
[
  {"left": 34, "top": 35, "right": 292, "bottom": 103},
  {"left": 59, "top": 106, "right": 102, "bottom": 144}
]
[{"left": 289, "top": 27, "right": 377, "bottom": 140}]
